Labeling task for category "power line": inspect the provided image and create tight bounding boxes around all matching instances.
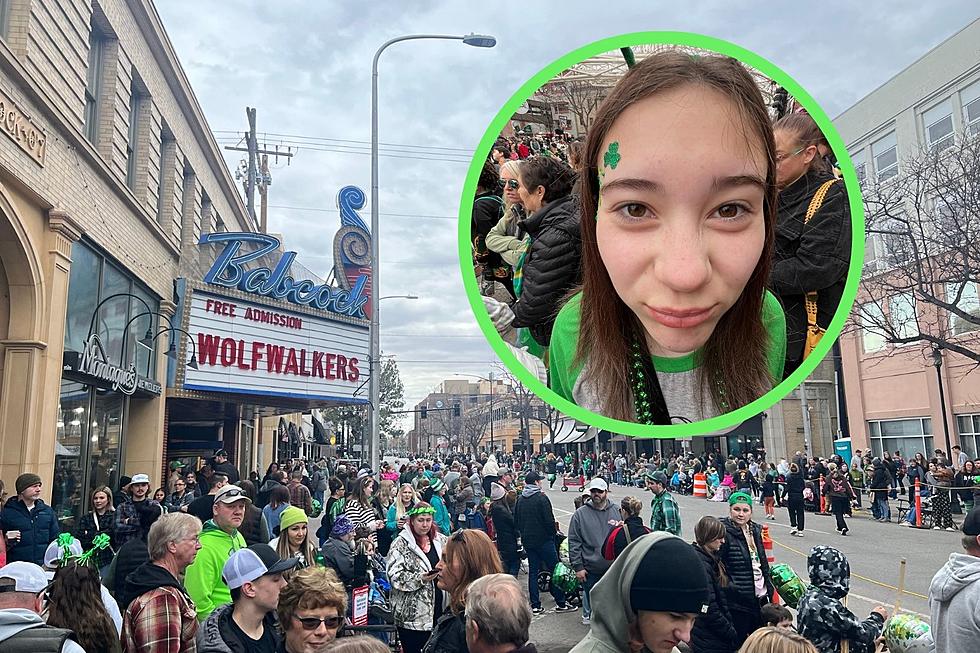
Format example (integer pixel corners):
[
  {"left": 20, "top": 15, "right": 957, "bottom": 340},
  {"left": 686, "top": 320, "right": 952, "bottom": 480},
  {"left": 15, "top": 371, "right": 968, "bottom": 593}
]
[
  {"left": 216, "top": 139, "right": 472, "bottom": 164},
  {"left": 269, "top": 204, "right": 457, "bottom": 220},
  {"left": 213, "top": 130, "right": 475, "bottom": 154},
  {"left": 383, "top": 334, "right": 485, "bottom": 338}
]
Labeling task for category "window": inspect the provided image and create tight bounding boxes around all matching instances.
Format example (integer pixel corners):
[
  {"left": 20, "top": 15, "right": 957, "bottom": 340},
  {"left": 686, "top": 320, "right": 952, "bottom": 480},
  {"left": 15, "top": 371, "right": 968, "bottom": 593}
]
[
  {"left": 859, "top": 302, "right": 886, "bottom": 353},
  {"left": 850, "top": 148, "right": 866, "bottom": 184},
  {"left": 125, "top": 81, "right": 146, "bottom": 189},
  {"left": 84, "top": 30, "right": 106, "bottom": 142},
  {"left": 889, "top": 292, "right": 917, "bottom": 341},
  {"left": 962, "top": 79, "right": 980, "bottom": 138},
  {"left": 872, "top": 131, "right": 898, "bottom": 182},
  {"left": 156, "top": 124, "right": 176, "bottom": 224},
  {"left": 946, "top": 282, "right": 980, "bottom": 336},
  {"left": 0, "top": 0, "right": 10, "bottom": 40},
  {"left": 868, "top": 418, "right": 933, "bottom": 460},
  {"left": 922, "top": 99, "right": 954, "bottom": 153},
  {"left": 957, "top": 414, "right": 980, "bottom": 459}
]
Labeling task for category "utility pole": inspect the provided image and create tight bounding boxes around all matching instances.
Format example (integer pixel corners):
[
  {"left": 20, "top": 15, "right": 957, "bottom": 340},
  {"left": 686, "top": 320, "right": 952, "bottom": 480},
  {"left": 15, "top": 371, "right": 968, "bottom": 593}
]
[{"left": 224, "top": 107, "right": 292, "bottom": 230}]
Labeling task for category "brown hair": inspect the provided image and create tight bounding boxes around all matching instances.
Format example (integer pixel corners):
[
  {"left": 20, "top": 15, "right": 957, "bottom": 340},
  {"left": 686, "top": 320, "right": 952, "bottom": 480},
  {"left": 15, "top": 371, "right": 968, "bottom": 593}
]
[
  {"left": 278, "top": 566, "right": 347, "bottom": 631},
  {"left": 443, "top": 529, "right": 503, "bottom": 613},
  {"left": 773, "top": 112, "right": 831, "bottom": 175},
  {"left": 738, "top": 626, "right": 817, "bottom": 653},
  {"left": 91, "top": 485, "right": 114, "bottom": 511},
  {"left": 694, "top": 515, "right": 730, "bottom": 587},
  {"left": 47, "top": 563, "right": 121, "bottom": 653},
  {"left": 575, "top": 50, "right": 777, "bottom": 420},
  {"left": 620, "top": 496, "right": 643, "bottom": 517}
]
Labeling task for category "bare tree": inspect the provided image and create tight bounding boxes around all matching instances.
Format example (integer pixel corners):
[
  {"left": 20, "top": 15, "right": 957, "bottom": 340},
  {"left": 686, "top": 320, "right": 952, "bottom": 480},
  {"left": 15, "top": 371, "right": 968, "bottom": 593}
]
[
  {"left": 537, "top": 79, "right": 609, "bottom": 133},
  {"left": 460, "top": 406, "right": 493, "bottom": 455},
  {"left": 427, "top": 407, "right": 464, "bottom": 453},
  {"left": 853, "top": 132, "right": 980, "bottom": 366},
  {"left": 495, "top": 366, "right": 564, "bottom": 453}
]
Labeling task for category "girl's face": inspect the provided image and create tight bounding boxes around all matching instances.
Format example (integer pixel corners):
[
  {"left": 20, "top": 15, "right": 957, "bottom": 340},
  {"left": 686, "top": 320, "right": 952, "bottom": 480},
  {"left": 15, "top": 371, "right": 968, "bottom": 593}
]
[
  {"left": 287, "top": 523, "right": 308, "bottom": 549},
  {"left": 364, "top": 481, "right": 374, "bottom": 497},
  {"left": 435, "top": 552, "right": 461, "bottom": 591},
  {"left": 517, "top": 173, "right": 545, "bottom": 213},
  {"left": 400, "top": 487, "right": 414, "bottom": 506},
  {"left": 703, "top": 536, "right": 725, "bottom": 553},
  {"left": 411, "top": 514, "right": 433, "bottom": 538},
  {"left": 595, "top": 85, "right": 767, "bottom": 358},
  {"left": 500, "top": 169, "right": 521, "bottom": 206},
  {"left": 93, "top": 491, "right": 108, "bottom": 511},
  {"left": 154, "top": 489, "right": 165, "bottom": 502},
  {"left": 774, "top": 129, "right": 817, "bottom": 190},
  {"left": 186, "top": 473, "right": 196, "bottom": 484},
  {"left": 730, "top": 502, "right": 753, "bottom": 525}
]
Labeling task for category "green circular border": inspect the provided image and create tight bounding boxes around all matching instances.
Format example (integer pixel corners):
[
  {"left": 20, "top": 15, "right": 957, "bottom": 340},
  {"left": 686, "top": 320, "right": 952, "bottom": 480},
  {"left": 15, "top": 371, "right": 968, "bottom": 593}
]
[{"left": 459, "top": 31, "right": 865, "bottom": 438}]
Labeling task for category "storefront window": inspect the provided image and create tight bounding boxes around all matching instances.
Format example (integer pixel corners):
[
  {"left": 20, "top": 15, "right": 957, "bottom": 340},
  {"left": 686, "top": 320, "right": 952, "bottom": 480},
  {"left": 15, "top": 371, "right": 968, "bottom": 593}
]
[
  {"left": 52, "top": 380, "right": 89, "bottom": 528},
  {"left": 99, "top": 262, "right": 130, "bottom": 365},
  {"left": 89, "top": 389, "right": 124, "bottom": 495},
  {"left": 63, "top": 244, "right": 101, "bottom": 352},
  {"left": 129, "top": 287, "right": 157, "bottom": 375}
]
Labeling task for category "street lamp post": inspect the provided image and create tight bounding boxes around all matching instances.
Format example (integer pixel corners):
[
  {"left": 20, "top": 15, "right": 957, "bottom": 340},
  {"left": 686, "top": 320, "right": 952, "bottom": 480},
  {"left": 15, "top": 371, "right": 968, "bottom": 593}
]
[
  {"left": 369, "top": 32, "right": 495, "bottom": 471},
  {"left": 932, "top": 345, "right": 953, "bottom": 462}
]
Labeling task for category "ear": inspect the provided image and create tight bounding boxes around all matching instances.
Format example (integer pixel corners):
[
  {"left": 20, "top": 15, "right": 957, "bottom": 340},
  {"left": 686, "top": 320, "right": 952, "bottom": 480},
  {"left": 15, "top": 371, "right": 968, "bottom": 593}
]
[
  {"left": 626, "top": 621, "right": 645, "bottom": 653},
  {"left": 802, "top": 144, "right": 819, "bottom": 166}
]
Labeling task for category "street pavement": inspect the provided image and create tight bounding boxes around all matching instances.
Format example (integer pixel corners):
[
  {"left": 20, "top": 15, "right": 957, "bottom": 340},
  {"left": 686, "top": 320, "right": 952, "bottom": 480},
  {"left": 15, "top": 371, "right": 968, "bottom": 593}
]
[{"left": 526, "top": 479, "right": 958, "bottom": 652}]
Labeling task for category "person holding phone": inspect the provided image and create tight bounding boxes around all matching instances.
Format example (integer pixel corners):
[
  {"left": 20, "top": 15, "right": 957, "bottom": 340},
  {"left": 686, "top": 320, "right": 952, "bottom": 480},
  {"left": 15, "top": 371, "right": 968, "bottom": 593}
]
[
  {"left": 0, "top": 473, "right": 60, "bottom": 566},
  {"left": 387, "top": 484, "right": 419, "bottom": 537}
]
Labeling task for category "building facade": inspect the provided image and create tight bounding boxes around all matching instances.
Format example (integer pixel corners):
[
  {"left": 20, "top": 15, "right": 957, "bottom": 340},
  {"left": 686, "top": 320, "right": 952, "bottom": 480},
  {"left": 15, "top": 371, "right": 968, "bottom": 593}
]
[{"left": 835, "top": 19, "right": 980, "bottom": 459}]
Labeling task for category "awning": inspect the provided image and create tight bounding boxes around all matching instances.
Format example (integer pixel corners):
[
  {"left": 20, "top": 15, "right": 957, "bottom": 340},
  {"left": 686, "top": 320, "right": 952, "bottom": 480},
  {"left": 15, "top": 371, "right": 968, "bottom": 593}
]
[
  {"left": 552, "top": 419, "right": 580, "bottom": 444},
  {"left": 570, "top": 426, "right": 599, "bottom": 444},
  {"left": 312, "top": 414, "right": 329, "bottom": 444}
]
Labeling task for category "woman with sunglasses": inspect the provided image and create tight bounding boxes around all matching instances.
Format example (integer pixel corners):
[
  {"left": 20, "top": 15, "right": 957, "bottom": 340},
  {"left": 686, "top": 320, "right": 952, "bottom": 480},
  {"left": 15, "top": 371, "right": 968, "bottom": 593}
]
[
  {"left": 386, "top": 503, "right": 448, "bottom": 653},
  {"left": 485, "top": 160, "right": 527, "bottom": 296},
  {"left": 277, "top": 566, "right": 348, "bottom": 653},
  {"left": 422, "top": 529, "right": 503, "bottom": 653},
  {"left": 770, "top": 112, "right": 851, "bottom": 379}
]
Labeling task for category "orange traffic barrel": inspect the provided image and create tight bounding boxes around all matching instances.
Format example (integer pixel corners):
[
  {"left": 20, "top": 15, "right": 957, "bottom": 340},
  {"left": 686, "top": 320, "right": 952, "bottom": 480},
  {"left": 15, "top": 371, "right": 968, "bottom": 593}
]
[
  {"left": 693, "top": 473, "right": 707, "bottom": 498},
  {"left": 762, "top": 524, "right": 779, "bottom": 604}
]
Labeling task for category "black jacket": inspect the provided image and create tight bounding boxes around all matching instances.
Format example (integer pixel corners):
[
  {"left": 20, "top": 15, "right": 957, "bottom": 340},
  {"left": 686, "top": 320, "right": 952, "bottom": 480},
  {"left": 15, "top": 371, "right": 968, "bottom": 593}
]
[
  {"left": 719, "top": 518, "right": 773, "bottom": 612},
  {"left": 256, "top": 480, "right": 284, "bottom": 510},
  {"left": 785, "top": 472, "right": 806, "bottom": 502},
  {"left": 513, "top": 491, "right": 557, "bottom": 549},
  {"left": 602, "top": 516, "right": 650, "bottom": 560},
  {"left": 511, "top": 195, "right": 582, "bottom": 346},
  {"left": 472, "top": 192, "right": 505, "bottom": 270},
  {"left": 122, "top": 561, "right": 187, "bottom": 613},
  {"left": 490, "top": 500, "right": 519, "bottom": 558},
  {"left": 239, "top": 504, "right": 266, "bottom": 547},
  {"left": 770, "top": 169, "right": 851, "bottom": 363},
  {"left": 422, "top": 610, "right": 467, "bottom": 653},
  {"left": 113, "top": 536, "right": 150, "bottom": 604},
  {"left": 0, "top": 497, "right": 60, "bottom": 565},
  {"left": 691, "top": 544, "right": 739, "bottom": 653},
  {"left": 75, "top": 509, "right": 116, "bottom": 569}
]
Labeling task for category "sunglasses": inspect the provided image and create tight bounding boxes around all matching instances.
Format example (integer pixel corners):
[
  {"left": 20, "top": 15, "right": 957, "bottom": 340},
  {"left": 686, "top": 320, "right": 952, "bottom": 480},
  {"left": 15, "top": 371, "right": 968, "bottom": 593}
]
[
  {"left": 503, "top": 179, "right": 520, "bottom": 190},
  {"left": 295, "top": 614, "right": 344, "bottom": 630}
]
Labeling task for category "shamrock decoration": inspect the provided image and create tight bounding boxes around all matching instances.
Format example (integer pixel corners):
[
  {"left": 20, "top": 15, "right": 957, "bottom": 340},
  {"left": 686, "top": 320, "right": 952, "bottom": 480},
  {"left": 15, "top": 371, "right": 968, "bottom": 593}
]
[
  {"left": 77, "top": 533, "right": 111, "bottom": 567},
  {"left": 312, "top": 499, "right": 322, "bottom": 514},
  {"left": 603, "top": 142, "right": 621, "bottom": 170}
]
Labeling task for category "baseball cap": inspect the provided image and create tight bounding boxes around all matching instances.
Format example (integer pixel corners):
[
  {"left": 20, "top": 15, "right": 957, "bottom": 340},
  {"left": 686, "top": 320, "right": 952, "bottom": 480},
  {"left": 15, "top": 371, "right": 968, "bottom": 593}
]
[
  {"left": 214, "top": 449, "right": 228, "bottom": 457},
  {"left": 645, "top": 471, "right": 669, "bottom": 486},
  {"left": 222, "top": 544, "right": 299, "bottom": 590},
  {"left": 43, "top": 537, "right": 83, "bottom": 569},
  {"left": 213, "top": 485, "right": 251, "bottom": 505},
  {"left": 130, "top": 473, "right": 150, "bottom": 485},
  {"left": 586, "top": 478, "right": 608, "bottom": 492},
  {"left": 0, "top": 562, "right": 49, "bottom": 593},
  {"left": 525, "top": 471, "right": 543, "bottom": 484},
  {"left": 963, "top": 506, "right": 980, "bottom": 536},
  {"left": 170, "top": 461, "right": 186, "bottom": 470}
]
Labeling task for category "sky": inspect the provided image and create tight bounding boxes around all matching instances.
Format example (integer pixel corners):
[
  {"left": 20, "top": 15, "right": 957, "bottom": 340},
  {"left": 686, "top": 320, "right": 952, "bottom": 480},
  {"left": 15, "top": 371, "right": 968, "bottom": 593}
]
[{"left": 156, "top": 0, "right": 980, "bottom": 431}]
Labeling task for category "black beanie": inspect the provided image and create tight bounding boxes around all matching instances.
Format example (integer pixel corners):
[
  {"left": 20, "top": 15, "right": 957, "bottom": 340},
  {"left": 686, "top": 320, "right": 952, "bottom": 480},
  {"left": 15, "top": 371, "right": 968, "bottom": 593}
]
[{"left": 629, "top": 538, "right": 710, "bottom": 615}]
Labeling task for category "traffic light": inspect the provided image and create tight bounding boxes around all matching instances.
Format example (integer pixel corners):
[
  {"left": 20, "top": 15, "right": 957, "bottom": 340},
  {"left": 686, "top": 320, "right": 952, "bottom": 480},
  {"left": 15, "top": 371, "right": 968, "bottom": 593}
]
[
  {"left": 453, "top": 404, "right": 461, "bottom": 417},
  {"left": 420, "top": 406, "right": 427, "bottom": 419}
]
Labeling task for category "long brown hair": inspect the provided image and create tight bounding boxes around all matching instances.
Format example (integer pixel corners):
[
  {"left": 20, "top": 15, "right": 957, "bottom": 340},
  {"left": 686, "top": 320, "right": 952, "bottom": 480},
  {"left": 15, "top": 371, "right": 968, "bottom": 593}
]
[
  {"left": 46, "top": 562, "right": 121, "bottom": 653},
  {"left": 694, "top": 515, "right": 729, "bottom": 587},
  {"left": 443, "top": 529, "right": 502, "bottom": 613},
  {"left": 575, "top": 50, "right": 778, "bottom": 420}
]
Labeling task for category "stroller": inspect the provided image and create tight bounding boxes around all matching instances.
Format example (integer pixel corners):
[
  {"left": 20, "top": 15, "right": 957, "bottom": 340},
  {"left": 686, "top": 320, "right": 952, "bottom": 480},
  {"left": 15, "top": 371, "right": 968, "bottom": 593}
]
[
  {"left": 535, "top": 532, "right": 583, "bottom": 608},
  {"left": 803, "top": 480, "right": 820, "bottom": 512}
]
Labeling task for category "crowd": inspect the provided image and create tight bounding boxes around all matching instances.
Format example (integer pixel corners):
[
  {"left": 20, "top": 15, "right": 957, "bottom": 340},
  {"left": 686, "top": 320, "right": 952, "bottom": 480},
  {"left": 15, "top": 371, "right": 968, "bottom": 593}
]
[
  {"left": 0, "top": 445, "right": 976, "bottom": 652},
  {"left": 477, "top": 50, "right": 851, "bottom": 425}
]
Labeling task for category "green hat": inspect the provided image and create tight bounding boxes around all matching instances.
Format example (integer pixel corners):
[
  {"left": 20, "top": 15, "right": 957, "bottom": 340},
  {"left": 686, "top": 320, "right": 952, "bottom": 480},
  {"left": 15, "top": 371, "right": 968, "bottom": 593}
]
[
  {"left": 729, "top": 491, "right": 753, "bottom": 507},
  {"left": 279, "top": 506, "right": 308, "bottom": 532}
]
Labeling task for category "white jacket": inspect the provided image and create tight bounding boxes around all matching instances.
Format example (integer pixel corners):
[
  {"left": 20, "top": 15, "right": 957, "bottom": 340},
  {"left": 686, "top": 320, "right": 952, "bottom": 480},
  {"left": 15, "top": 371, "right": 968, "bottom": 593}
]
[{"left": 385, "top": 527, "right": 447, "bottom": 631}]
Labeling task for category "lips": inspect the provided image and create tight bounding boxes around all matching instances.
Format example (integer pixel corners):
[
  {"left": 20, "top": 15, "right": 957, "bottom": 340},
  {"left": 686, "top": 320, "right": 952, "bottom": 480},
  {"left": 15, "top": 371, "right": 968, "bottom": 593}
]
[{"left": 645, "top": 305, "right": 715, "bottom": 329}]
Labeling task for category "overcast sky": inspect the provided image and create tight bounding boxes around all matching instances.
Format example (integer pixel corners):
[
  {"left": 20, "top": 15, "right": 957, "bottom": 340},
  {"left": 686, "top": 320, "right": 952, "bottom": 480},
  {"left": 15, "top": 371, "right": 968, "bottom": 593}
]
[{"left": 156, "top": 1, "right": 979, "bottom": 430}]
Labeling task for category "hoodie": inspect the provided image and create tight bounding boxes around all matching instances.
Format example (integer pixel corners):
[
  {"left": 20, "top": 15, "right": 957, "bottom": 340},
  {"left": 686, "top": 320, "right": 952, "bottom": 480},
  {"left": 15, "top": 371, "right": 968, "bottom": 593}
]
[
  {"left": 568, "top": 532, "right": 683, "bottom": 653},
  {"left": 567, "top": 498, "right": 621, "bottom": 577},
  {"left": 929, "top": 551, "right": 980, "bottom": 653},
  {"left": 184, "top": 520, "right": 246, "bottom": 622},
  {"left": 121, "top": 563, "right": 198, "bottom": 653},
  {"left": 0, "top": 609, "right": 85, "bottom": 652},
  {"left": 196, "top": 603, "right": 280, "bottom": 653},
  {"left": 797, "top": 546, "right": 884, "bottom": 653}
]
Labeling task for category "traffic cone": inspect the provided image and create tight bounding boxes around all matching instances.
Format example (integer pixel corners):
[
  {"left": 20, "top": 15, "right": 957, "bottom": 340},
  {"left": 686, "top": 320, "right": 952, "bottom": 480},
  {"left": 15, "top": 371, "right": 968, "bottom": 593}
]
[{"left": 762, "top": 524, "right": 779, "bottom": 605}]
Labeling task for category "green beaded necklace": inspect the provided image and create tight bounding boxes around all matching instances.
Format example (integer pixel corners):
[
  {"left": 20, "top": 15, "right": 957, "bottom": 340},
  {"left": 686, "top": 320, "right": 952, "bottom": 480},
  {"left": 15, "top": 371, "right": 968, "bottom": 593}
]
[{"left": 629, "top": 339, "right": 731, "bottom": 424}]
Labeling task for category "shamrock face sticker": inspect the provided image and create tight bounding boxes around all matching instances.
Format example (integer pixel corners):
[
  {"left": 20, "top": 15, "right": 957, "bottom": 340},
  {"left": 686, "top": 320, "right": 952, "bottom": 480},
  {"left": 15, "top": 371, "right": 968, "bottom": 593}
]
[{"left": 603, "top": 141, "right": 621, "bottom": 169}]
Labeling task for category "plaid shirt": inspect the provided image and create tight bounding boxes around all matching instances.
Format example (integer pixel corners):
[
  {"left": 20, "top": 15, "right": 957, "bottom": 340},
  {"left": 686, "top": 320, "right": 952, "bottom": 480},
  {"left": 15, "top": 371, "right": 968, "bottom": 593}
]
[
  {"left": 288, "top": 482, "right": 313, "bottom": 516},
  {"left": 649, "top": 490, "right": 682, "bottom": 536},
  {"left": 122, "top": 584, "right": 198, "bottom": 653}
]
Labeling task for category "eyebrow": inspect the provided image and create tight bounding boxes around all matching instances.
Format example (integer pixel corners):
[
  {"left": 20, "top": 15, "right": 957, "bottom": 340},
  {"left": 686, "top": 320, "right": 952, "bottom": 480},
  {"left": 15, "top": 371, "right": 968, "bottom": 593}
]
[{"left": 599, "top": 174, "right": 765, "bottom": 196}]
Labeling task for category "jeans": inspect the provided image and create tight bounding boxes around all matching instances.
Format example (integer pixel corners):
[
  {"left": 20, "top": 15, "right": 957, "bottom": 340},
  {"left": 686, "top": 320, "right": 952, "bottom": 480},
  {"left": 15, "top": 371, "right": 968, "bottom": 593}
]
[
  {"left": 614, "top": 470, "right": 623, "bottom": 485},
  {"left": 526, "top": 539, "right": 566, "bottom": 608},
  {"left": 580, "top": 572, "right": 600, "bottom": 619},
  {"left": 501, "top": 554, "right": 521, "bottom": 578},
  {"left": 874, "top": 495, "right": 891, "bottom": 521}
]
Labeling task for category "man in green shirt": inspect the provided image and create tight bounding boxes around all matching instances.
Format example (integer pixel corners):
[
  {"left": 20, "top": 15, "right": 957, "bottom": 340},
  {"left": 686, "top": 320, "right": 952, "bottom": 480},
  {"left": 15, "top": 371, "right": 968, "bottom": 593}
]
[
  {"left": 645, "top": 471, "right": 681, "bottom": 536},
  {"left": 185, "top": 484, "right": 249, "bottom": 621}
]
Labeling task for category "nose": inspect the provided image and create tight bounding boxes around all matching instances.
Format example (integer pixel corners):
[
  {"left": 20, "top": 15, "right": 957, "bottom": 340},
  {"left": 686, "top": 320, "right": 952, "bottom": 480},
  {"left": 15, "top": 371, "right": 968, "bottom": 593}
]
[
  {"left": 651, "top": 220, "right": 711, "bottom": 294},
  {"left": 677, "top": 617, "right": 695, "bottom": 642}
]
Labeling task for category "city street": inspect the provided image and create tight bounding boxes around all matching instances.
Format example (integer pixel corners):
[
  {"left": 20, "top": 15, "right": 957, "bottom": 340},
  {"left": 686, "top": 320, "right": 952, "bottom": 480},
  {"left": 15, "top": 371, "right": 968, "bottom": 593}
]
[{"left": 525, "top": 480, "right": 956, "bottom": 652}]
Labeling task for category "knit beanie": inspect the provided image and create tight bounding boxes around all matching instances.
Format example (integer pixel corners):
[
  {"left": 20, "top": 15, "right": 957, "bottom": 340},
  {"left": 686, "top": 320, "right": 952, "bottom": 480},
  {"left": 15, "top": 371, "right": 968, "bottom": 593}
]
[
  {"left": 15, "top": 473, "right": 42, "bottom": 495},
  {"left": 331, "top": 514, "right": 356, "bottom": 538},
  {"left": 279, "top": 506, "right": 308, "bottom": 532},
  {"left": 629, "top": 537, "right": 710, "bottom": 615}
]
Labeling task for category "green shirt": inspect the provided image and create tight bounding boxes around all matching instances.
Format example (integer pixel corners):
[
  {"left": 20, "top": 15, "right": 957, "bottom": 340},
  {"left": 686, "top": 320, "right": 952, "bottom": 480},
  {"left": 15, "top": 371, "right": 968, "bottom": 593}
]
[
  {"left": 548, "top": 290, "right": 786, "bottom": 423},
  {"left": 649, "top": 490, "right": 682, "bottom": 536},
  {"left": 184, "top": 520, "right": 246, "bottom": 621}
]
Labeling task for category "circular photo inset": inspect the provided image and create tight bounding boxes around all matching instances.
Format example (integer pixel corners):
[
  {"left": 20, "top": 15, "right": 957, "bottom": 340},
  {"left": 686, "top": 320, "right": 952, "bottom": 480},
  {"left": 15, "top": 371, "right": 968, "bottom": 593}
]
[{"left": 461, "top": 32, "right": 864, "bottom": 437}]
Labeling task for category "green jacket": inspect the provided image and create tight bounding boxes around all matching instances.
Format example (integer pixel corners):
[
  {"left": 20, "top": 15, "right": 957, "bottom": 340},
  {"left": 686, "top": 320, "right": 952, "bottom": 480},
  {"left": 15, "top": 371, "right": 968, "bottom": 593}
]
[{"left": 184, "top": 520, "right": 246, "bottom": 622}]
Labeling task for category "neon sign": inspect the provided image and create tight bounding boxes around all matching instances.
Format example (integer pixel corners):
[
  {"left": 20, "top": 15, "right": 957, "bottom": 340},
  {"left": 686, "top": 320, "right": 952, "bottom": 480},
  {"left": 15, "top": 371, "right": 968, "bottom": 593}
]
[{"left": 201, "top": 232, "right": 368, "bottom": 319}]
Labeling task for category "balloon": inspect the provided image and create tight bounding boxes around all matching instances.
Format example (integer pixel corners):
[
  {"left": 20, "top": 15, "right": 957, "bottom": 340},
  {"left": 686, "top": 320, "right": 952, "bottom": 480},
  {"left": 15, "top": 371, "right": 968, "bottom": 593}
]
[
  {"left": 883, "top": 614, "right": 934, "bottom": 653},
  {"left": 767, "top": 563, "right": 807, "bottom": 608}
]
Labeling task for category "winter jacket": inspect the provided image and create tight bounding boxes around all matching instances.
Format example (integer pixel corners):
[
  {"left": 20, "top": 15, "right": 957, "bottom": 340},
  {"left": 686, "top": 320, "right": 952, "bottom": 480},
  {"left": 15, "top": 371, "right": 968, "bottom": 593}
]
[
  {"left": 121, "top": 562, "right": 198, "bottom": 653},
  {"left": 0, "top": 497, "right": 61, "bottom": 565},
  {"left": 385, "top": 527, "right": 447, "bottom": 632},
  {"left": 321, "top": 536, "right": 368, "bottom": 588},
  {"left": 869, "top": 461, "right": 892, "bottom": 499},
  {"left": 513, "top": 486, "right": 558, "bottom": 549},
  {"left": 115, "top": 497, "right": 159, "bottom": 548},
  {"left": 0, "top": 609, "right": 85, "bottom": 653},
  {"left": 196, "top": 603, "right": 279, "bottom": 653},
  {"left": 929, "top": 551, "right": 980, "bottom": 653},
  {"left": 75, "top": 508, "right": 116, "bottom": 569},
  {"left": 256, "top": 479, "right": 285, "bottom": 510},
  {"left": 510, "top": 194, "right": 582, "bottom": 346},
  {"left": 263, "top": 503, "right": 288, "bottom": 540},
  {"left": 184, "top": 521, "right": 246, "bottom": 622},
  {"left": 486, "top": 205, "right": 527, "bottom": 268},
  {"left": 601, "top": 516, "right": 650, "bottom": 560},
  {"left": 770, "top": 169, "right": 850, "bottom": 362},
  {"left": 114, "top": 535, "right": 151, "bottom": 607},
  {"left": 238, "top": 504, "right": 269, "bottom": 547},
  {"left": 567, "top": 499, "right": 620, "bottom": 577},
  {"left": 798, "top": 546, "right": 884, "bottom": 653},
  {"left": 690, "top": 544, "right": 739, "bottom": 653},
  {"left": 568, "top": 533, "right": 685, "bottom": 653},
  {"left": 785, "top": 472, "right": 806, "bottom": 502},
  {"left": 719, "top": 518, "right": 773, "bottom": 612},
  {"left": 472, "top": 191, "right": 506, "bottom": 272},
  {"left": 431, "top": 495, "right": 451, "bottom": 535},
  {"left": 823, "top": 474, "right": 855, "bottom": 500},
  {"left": 164, "top": 490, "right": 195, "bottom": 515},
  {"left": 490, "top": 500, "right": 519, "bottom": 559},
  {"left": 422, "top": 610, "right": 467, "bottom": 653}
]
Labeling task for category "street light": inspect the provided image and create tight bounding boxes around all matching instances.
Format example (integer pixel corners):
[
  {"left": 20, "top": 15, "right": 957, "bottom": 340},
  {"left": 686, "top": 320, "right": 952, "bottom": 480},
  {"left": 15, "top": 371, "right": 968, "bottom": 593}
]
[
  {"left": 931, "top": 344, "right": 953, "bottom": 462},
  {"left": 368, "top": 32, "right": 496, "bottom": 472}
]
